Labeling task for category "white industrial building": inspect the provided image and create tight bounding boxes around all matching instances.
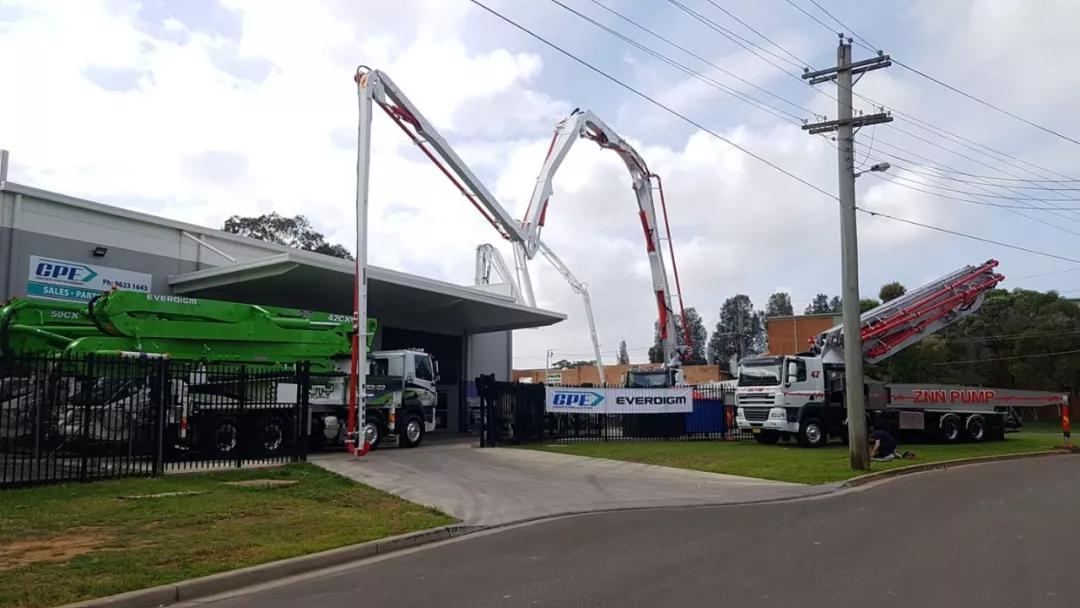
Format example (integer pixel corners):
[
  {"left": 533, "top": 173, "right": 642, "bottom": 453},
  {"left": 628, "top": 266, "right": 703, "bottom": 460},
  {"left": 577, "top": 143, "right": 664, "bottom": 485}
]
[{"left": 0, "top": 154, "right": 564, "bottom": 434}]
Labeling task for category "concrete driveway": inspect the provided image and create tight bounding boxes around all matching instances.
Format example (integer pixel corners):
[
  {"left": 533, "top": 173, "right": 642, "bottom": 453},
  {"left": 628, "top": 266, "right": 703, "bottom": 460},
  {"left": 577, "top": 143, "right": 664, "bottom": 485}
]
[{"left": 310, "top": 437, "right": 833, "bottom": 525}]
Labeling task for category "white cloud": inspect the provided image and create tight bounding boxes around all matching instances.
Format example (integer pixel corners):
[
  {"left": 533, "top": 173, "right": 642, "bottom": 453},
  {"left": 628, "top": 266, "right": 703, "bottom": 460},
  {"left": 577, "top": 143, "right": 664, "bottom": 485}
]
[{"left": 2, "top": 0, "right": 1076, "bottom": 370}]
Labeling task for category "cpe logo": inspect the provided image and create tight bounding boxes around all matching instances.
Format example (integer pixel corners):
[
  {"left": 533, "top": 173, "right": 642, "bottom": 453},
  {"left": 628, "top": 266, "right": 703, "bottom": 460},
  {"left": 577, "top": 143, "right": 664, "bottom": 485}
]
[
  {"left": 34, "top": 260, "right": 97, "bottom": 284},
  {"left": 551, "top": 391, "right": 605, "bottom": 408}
]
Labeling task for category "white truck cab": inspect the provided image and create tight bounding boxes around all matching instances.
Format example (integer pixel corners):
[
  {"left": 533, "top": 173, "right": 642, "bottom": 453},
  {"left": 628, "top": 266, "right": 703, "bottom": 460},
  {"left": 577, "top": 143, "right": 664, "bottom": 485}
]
[{"left": 735, "top": 355, "right": 832, "bottom": 446}]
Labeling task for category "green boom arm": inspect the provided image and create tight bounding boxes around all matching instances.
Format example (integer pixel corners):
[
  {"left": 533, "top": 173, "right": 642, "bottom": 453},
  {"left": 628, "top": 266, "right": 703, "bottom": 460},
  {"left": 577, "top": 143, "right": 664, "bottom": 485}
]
[{"left": 1, "top": 292, "right": 378, "bottom": 373}]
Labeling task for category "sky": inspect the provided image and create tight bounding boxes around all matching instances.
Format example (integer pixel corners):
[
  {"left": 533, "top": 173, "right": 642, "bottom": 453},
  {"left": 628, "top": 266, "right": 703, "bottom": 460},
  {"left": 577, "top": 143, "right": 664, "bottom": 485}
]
[{"left": 3, "top": 0, "right": 1080, "bottom": 369}]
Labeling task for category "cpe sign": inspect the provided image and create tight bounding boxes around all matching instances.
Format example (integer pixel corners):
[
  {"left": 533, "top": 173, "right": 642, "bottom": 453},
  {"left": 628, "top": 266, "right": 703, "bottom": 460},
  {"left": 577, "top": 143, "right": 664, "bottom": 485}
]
[
  {"left": 27, "top": 255, "right": 151, "bottom": 303},
  {"left": 546, "top": 387, "right": 694, "bottom": 414}
]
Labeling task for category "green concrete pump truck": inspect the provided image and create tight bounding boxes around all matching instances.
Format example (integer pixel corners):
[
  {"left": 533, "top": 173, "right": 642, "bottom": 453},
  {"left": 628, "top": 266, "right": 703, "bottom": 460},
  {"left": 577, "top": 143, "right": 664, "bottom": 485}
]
[{"left": 0, "top": 291, "right": 437, "bottom": 455}]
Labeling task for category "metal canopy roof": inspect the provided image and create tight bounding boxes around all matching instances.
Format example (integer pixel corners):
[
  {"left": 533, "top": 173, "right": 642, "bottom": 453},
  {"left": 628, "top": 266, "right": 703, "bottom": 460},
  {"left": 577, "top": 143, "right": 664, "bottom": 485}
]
[{"left": 168, "top": 252, "right": 565, "bottom": 335}]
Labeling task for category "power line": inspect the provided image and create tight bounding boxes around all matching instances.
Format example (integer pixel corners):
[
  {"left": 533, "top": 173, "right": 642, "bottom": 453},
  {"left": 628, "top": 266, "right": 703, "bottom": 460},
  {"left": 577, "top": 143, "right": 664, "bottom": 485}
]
[
  {"left": 867, "top": 102, "right": 1080, "bottom": 182},
  {"left": 469, "top": 0, "right": 838, "bottom": 198},
  {"left": 559, "top": 0, "right": 815, "bottom": 121},
  {"left": 805, "top": 0, "right": 874, "bottom": 50},
  {"left": 665, "top": 0, "right": 807, "bottom": 74},
  {"left": 1011, "top": 267, "right": 1080, "bottom": 281},
  {"left": 854, "top": 207, "right": 1080, "bottom": 264},
  {"left": 870, "top": 172, "right": 1080, "bottom": 207},
  {"left": 942, "top": 328, "right": 1080, "bottom": 343},
  {"left": 785, "top": 0, "right": 1080, "bottom": 149},
  {"left": 871, "top": 140, "right": 1079, "bottom": 183},
  {"left": 931, "top": 347, "right": 1080, "bottom": 366},
  {"left": 702, "top": 0, "right": 811, "bottom": 68},
  {"left": 884, "top": 162, "right": 1080, "bottom": 189},
  {"left": 781, "top": 0, "right": 840, "bottom": 38},
  {"left": 870, "top": 138, "right": 1080, "bottom": 232},
  {"left": 468, "top": 0, "right": 1080, "bottom": 269},
  {"left": 892, "top": 59, "right": 1080, "bottom": 149},
  {"left": 855, "top": 124, "right": 876, "bottom": 170},
  {"left": 543, "top": 0, "right": 803, "bottom": 122},
  {"left": 680, "top": 0, "right": 1080, "bottom": 223}
]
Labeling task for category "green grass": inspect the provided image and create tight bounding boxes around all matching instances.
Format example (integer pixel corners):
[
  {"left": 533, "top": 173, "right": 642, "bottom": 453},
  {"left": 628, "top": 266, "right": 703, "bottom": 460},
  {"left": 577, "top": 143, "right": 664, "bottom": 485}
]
[
  {"left": 0, "top": 463, "right": 453, "bottom": 608},
  {"left": 527, "top": 432, "right": 1065, "bottom": 486}
]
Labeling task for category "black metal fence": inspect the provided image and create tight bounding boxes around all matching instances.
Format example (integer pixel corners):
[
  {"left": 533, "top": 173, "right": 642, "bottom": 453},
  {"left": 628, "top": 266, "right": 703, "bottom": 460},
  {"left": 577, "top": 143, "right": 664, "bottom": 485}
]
[
  {"left": 1, "top": 355, "right": 310, "bottom": 489},
  {"left": 476, "top": 380, "right": 748, "bottom": 447}
]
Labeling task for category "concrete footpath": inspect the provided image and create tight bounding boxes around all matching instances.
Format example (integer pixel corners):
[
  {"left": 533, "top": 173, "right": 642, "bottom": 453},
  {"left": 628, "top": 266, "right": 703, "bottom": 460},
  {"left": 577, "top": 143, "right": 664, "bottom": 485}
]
[{"left": 310, "top": 438, "right": 834, "bottom": 525}]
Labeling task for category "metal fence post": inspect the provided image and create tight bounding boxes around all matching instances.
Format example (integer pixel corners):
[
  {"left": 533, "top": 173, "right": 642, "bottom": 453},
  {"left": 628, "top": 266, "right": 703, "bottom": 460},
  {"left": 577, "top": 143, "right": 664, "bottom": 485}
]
[
  {"left": 151, "top": 358, "right": 167, "bottom": 476},
  {"left": 296, "top": 363, "right": 310, "bottom": 462},
  {"left": 236, "top": 365, "right": 246, "bottom": 469},
  {"left": 78, "top": 356, "right": 94, "bottom": 483}
]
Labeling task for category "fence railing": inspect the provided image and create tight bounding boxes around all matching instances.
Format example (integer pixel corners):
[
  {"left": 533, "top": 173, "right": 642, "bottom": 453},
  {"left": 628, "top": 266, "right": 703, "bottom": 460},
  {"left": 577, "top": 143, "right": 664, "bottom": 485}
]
[
  {"left": 476, "top": 380, "right": 751, "bottom": 447},
  {"left": 1, "top": 354, "right": 309, "bottom": 489}
]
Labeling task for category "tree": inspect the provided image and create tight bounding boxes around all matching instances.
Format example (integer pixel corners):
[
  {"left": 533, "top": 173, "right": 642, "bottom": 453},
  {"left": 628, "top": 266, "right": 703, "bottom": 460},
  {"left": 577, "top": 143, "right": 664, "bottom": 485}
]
[
  {"left": 879, "top": 281, "right": 906, "bottom": 303},
  {"left": 682, "top": 307, "right": 708, "bottom": 365},
  {"left": 866, "top": 288, "right": 1080, "bottom": 392},
  {"left": 828, "top": 295, "right": 842, "bottom": 313},
  {"left": 223, "top": 212, "right": 354, "bottom": 260},
  {"left": 551, "top": 359, "right": 595, "bottom": 369},
  {"left": 765, "top": 292, "right": 794, "bottom": 316},
  {"left": 860, "top": 298, "right": 881, "bottom": 313},
  {"left": 646, "top": 307, "right": 707, "bottom": 365},
  {"left": 707, "top": 295, "right": 765, "bottom": 368},
  {"left": 804, "top": 293, "right": 831, "bottom": 314},
  {"left": 617, "top": 340, "right": 630, "bottom": 365}
]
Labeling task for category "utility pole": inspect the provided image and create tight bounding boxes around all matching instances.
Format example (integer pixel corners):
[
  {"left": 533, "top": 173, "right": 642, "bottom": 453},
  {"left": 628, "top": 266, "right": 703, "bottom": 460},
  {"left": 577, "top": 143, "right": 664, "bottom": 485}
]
[
  {"left": 545, "top": 349, "right": 554, "bottom": 384},
  {"left": 802, "top": 37, "right": 892, "bottom": 470}
]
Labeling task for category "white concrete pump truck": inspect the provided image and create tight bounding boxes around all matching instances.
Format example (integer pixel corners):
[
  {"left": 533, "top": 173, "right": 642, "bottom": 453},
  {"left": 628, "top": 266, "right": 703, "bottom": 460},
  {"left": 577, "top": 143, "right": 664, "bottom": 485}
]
[{"left": 735, "top": 260, "right": 1068, "bottom": 446}]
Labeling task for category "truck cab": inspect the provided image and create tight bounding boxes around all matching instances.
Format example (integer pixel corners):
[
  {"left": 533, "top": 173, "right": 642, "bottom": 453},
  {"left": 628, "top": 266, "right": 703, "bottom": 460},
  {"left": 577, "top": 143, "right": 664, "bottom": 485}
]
[
  {"left": 362, "top": 350, "right": 438, "bottom": 449},
  {"left": 734, "top": 355, "right": 835, "bottom": 447},
  {"left": 624, "top": 366, "right": 685, "bottom": 388}
]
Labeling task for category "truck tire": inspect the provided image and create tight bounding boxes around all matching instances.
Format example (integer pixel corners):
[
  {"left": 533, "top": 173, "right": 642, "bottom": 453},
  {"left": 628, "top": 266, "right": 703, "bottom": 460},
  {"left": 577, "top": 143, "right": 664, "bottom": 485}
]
[
  {"left": 797, "top": 417, "right": 827, "bottom": 448},
  {"left": 938, "top": 414, "right": 962, "bottom": 443},
  {"left": 399, "top": 414, "right": 424, "bottom": 448},
  {"left": 203, "top": 414, "right": 240, "bottom": 458},
  {"left": 363, "top": 416, "right": 384, "bottom": 450},
  {"left": 753, "top": 430, "right": 780, "bottom": 445},
  {"left": 965, "top": 415, "right": 987, "bottom": 443},
  {"left": 258, "top": 413, "right": 289, "bottom": 456}
]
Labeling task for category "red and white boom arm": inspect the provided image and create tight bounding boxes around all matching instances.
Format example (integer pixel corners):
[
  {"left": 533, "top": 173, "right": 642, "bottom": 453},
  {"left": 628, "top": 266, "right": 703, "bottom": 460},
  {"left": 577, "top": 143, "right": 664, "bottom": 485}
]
[
  {"left": 522, "top": 109, "right": 691, "bottom": 366},
  {"left": 813, "top": 259, "right": 1005, "bottom": 364},
  {"left": 357, "top": 68, "right": 607, "bottom": 380}
]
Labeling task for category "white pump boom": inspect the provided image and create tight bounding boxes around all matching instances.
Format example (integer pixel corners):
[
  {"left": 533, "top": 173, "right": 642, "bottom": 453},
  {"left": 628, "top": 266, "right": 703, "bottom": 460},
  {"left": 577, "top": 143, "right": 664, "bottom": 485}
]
[
  {"left": 812, "top": 259, "right": 1005, "bottom": 364},
  {"left": 522, "top": 109, "right": 692, "bottom": 367},
  {"left": 356, "top": 67, "right": 608, "bottom": 381}
]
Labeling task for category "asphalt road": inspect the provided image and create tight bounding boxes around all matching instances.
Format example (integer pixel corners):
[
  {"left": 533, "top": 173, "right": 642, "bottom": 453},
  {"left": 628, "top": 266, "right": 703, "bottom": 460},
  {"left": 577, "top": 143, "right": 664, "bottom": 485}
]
[{"left": 189, "top": 455, "right": 1079, "bottom": 608}]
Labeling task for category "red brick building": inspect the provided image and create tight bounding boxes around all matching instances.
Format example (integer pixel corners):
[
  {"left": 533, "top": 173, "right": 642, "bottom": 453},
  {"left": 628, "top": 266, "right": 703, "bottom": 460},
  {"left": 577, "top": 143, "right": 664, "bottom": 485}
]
[{"left": 766, "top": 313, "right": 840, "bottom": 355}]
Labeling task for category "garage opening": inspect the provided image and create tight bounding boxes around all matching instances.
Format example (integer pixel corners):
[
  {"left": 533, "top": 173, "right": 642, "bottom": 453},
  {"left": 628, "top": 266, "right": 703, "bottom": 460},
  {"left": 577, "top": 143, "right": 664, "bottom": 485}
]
[{"left": 380, "top": 327, "right": 463, "bottom": 434}]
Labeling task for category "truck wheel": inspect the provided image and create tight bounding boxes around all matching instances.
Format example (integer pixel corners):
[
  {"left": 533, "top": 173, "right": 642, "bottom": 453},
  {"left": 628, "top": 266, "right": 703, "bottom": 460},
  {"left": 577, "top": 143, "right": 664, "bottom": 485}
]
[
  {"left": 939, "top": 414, "right": 962, "bottom": 443},
  {"left": 399, "top": 415, "right": 424, "bottom": 448},
  {"left": 259, "top": 414, "right": 289, "bottom": 456},
  {"left": 797, "top": 418, "right": 827, "bottom": 448},
  {"left": 753, "top": 430, "right": 780, "bottom": 445},
  {"left": 363, "top": 417, "right": 383, "bottom": 450},
  {"left": 965, "top": 415, "right": 987, "bottom": 443},
  {"left": 203, "top": 414, "right": 240, "bottom": 458}
]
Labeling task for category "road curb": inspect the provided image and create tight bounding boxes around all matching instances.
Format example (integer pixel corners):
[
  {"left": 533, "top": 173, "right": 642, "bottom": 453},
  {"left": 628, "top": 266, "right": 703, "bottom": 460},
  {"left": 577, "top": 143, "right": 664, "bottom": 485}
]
[
  {"left": 60, "top": 449, "right": 1078, "bottom": 608},
  {"left": 58, "top": 524, "right": 485, "bottom": 608},
  {"left": 841, "top": 449, "right": 1076, "bottom": 488}
]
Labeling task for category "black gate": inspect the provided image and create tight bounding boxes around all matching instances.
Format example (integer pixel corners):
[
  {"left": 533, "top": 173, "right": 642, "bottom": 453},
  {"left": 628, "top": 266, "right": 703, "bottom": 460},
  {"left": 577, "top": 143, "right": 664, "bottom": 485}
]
[
  {"left": 476, "top": 378, "right": 739, "bottom": 447},
  {"left": 1, "top": 355, "right": 310, "bottom": 489}
]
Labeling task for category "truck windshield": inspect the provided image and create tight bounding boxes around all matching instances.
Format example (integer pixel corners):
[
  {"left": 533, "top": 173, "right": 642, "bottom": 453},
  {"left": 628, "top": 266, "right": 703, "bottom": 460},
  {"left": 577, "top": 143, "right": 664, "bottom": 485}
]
[
  {"left": 368, "top": 356, "right": 404, "bottom": 377},
  {"left": 738, "top": 358, "right": 782, "bottom": 386},
  {"left": 626, "top": 371, "right": 671, "bottom": 388}
]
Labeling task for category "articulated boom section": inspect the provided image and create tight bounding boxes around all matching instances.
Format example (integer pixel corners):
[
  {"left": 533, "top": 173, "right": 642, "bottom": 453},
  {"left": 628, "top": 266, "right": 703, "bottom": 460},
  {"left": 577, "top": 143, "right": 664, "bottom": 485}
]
[
  {"left": 813, "top": 259, "right": 1005, "bottom": 364},
  {"left": 1, "top": 292, "right": 359, "bottom": 372},
  {"left": 522, "top": 109, "right": 691, "bottom": 365}
]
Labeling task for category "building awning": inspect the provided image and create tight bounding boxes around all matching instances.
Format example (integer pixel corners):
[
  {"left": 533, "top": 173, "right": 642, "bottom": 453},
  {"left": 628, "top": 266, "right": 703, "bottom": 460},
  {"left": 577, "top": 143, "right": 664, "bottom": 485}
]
[{"left": 168, "top": 252, "right": 564, "bottom": 335}]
